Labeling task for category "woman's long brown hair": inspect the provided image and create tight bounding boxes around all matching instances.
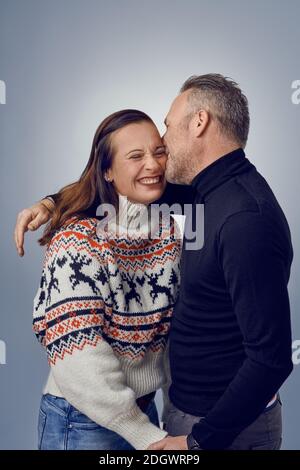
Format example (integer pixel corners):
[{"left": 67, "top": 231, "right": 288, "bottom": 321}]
[{"left": 39, "top": 109, "right": 154, "bottom": 246}]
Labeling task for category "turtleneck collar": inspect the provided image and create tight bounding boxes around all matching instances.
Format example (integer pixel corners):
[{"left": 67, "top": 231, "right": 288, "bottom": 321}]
[
  {"left": 117, "top": 193, "right": 149, "bottom": 231},
  {"left": 191, "top": 148, "right": 254, "bottom": 203},
  {"left": 102, "top": 193, "right": 161, "bottom": 240}
]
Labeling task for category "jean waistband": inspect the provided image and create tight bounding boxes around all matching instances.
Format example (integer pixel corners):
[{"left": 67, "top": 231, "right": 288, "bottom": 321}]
[{"left": 42, "top": 391, "right": 156, "bottom": 417}]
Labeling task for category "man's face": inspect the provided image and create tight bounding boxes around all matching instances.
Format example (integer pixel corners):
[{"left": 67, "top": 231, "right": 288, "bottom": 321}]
[{"left": 163, "top": 91, "right": 192, "bottom": 184}]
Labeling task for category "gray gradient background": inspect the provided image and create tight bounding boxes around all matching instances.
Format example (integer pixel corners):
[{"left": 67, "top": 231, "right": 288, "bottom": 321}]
[{"left": 0, "top": 0, "right": 299, "bottom": 449}]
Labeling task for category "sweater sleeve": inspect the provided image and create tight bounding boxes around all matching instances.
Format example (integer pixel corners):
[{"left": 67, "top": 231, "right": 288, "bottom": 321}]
[
  {"left": 44, "top": 193, "right": 101, "bottom": 217},
  {"left": 33, "top": 227, "right": 167, "bottom": 449},
  {"left": 191, "top": 210, "right": 293, "bottom": 449},
  {"left": 155, "top": 183, "right": 196, "bottom": 209},
  {"left": 44, "top": 193, "right": 59, "bottom": 203},
  {"left": 45, "top": 183, "right": 195, "bottom": 216}
]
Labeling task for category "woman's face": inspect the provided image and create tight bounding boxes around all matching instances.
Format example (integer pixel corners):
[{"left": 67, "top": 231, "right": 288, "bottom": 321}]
[{"left": 106, "top": 121, "right": 167, "bottom": 205}]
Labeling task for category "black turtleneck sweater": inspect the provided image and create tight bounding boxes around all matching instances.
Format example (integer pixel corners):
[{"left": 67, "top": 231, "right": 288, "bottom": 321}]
[{"left": 168, "top": 148, "right": 293, "bottom": 449}]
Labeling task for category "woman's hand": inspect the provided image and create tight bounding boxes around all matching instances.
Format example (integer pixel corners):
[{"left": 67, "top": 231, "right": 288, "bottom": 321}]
[{"left": 14, "top": 199, "right": 55, "bottom": 256}]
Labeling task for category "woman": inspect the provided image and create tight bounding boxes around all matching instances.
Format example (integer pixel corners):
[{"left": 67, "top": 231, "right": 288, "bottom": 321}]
[{"left": 32, "top": 109, "right": 184, "bottom": 450}]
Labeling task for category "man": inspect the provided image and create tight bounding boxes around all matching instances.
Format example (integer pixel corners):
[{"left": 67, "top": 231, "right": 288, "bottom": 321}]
[{"left": 15, "top": 74, "right": 293, "bottom": 450}]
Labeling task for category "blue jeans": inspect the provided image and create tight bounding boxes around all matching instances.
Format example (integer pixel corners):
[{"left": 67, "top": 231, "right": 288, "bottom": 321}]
[{"left": 38, "top": 393, "right": 160, "bottom": 450}]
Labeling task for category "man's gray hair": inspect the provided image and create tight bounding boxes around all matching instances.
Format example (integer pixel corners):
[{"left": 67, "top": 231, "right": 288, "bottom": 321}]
[{"left": 180, "top": 74, "right": 250, "bottom": 148}]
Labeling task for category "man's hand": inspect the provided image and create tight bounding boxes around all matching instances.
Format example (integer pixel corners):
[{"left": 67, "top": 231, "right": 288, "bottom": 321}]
[
  {"left": 14, "top": 199, "right": 55, "bottom": 256},
  {"left": 147, "top": 436, "right": 188, "bottom": 450}
]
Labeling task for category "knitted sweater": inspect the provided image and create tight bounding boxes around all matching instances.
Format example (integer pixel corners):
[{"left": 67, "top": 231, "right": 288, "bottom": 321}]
[{"left": 33, "top": 196, "right": 181, "bottom": 449}]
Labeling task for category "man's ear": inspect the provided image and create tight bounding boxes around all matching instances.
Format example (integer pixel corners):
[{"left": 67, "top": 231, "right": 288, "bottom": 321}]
[{"left": 192, "top": 109, "right": 210, "bottom": 138}]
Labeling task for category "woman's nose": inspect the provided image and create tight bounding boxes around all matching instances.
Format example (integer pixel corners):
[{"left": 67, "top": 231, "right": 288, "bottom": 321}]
[{"left": 144, "top": 154, "right": 162, "bottom": 171}]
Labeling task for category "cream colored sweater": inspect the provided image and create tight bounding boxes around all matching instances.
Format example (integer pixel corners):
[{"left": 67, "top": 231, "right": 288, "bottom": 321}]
[{"left": 33, "top": 196, "right": 181, "bottom": 449}]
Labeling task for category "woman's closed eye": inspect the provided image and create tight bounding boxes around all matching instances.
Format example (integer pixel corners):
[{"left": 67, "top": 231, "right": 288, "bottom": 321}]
[
  {"left": 129, "top": 154, "right": 143, "bottom": 160},
  {"left": 129, "top": 149, "right": 166, "bottom": 160},
  {"left": 153, "top": 146, "right": 167, "bottom": 158}
]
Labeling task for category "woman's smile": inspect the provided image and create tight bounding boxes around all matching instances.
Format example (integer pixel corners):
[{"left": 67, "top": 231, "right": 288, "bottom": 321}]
[{"left": 136, "top": 175, "right": 163, "bottom": 186}]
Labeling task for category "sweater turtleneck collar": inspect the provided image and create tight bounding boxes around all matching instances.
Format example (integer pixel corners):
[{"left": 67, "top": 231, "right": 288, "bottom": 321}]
[
  {"left": 191, "top": 148, "right": 254, "bottom": 203},
  {"left": 103, "top": 193, "right": 160, "bottom": 240},
  {"left": 117, "top": 193, "right": 149, "bottom": 231}
]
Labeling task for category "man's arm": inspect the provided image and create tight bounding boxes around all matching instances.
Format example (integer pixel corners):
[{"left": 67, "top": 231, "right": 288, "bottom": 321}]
[
  {"left": 190, "top": 210, "right": 293, "bottom": 449},
  {"left": 155, "top": 182, "right": 196, "bottom": 209},
  {"left": 14, "top": 198, "right": 55, "bottom": 256},
  {"left": 47, "top": 183, "right": 196, "bottom": 212},
  {"left": 14, "top": 183, "right": 195, "bottom": 256}
]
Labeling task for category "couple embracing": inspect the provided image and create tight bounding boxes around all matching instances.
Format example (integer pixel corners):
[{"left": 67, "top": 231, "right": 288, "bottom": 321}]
[{"left": 15, "top": 74, "right": 293, "bottom": 450}]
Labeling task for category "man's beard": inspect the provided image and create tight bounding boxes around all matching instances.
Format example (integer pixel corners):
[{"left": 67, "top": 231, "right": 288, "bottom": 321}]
[{"left": 165, "top": 152, "right": 191, "bottom": 185}]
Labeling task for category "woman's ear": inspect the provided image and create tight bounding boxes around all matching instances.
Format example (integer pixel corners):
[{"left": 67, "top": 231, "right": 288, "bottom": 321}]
[{"left": 104, "top": 170, "right": 113, "bottom": 182}]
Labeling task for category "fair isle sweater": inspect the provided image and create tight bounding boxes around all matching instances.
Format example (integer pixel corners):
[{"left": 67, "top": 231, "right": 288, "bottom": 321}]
[{"left": 33, "top": 195, "right": 181, "bottom": 450}]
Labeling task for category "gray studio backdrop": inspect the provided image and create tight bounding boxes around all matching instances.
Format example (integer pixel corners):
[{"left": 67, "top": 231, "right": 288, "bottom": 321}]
[{"left": 0, "top": 0, "right": 299, "bottom": 450}]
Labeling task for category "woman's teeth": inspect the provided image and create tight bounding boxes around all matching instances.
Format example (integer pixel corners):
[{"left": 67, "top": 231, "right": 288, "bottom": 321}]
[{"left": 138, "top": 176, "right": 161, "bottom": 185}]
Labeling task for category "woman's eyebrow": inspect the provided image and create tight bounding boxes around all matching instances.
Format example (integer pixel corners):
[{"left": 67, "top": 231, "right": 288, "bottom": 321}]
[
  {"left": 125, "top": 148, "right": 143, "bottom": 156},
  {"left": 125, "top": 145, "right": 165, "bottom": 156}
]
